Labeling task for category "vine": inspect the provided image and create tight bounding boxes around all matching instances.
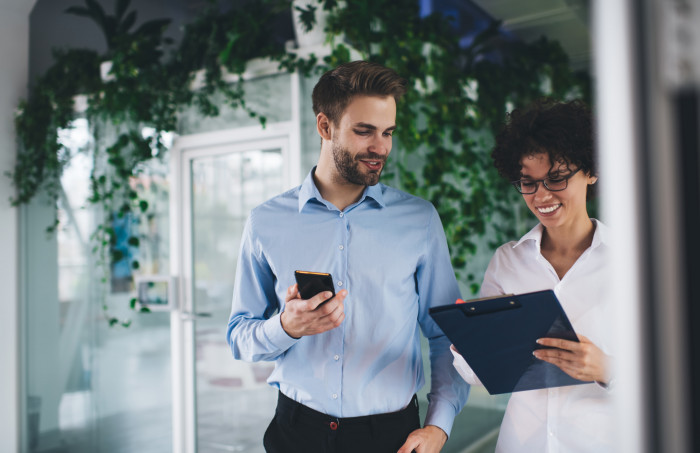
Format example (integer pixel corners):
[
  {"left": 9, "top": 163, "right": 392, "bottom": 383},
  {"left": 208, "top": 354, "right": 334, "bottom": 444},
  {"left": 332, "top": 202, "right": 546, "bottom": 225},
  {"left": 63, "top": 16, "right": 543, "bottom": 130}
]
[{"left": 11, "top": 0, "right": 588, "bottom": 324}]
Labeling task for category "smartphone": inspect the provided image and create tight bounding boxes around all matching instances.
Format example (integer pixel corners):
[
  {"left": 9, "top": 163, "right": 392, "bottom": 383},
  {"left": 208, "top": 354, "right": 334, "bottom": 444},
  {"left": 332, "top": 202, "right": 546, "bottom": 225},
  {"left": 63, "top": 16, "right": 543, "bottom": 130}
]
[{"left": 294, "top": 270, "right": 336, "bottom": 305}]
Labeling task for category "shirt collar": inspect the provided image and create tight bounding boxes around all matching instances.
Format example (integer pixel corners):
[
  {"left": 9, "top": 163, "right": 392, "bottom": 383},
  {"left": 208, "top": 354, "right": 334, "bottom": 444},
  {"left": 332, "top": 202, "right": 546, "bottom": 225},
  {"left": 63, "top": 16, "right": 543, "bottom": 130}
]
[
  {"left": 513, "top": 218, "right": 608, "bottom": 249},
  {"left": 513, "top": 223, "right": 545, "bottom": 248},
  {"left": 298, "top": 167, "right": 386, "bottom": 212}
]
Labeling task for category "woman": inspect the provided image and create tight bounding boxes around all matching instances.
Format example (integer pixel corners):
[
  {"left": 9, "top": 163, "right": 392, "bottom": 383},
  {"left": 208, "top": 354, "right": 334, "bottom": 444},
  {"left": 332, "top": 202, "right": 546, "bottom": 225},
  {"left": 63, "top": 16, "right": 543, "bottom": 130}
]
[{"left": 452, "top": 98, "right": 614, "bottom": 452}]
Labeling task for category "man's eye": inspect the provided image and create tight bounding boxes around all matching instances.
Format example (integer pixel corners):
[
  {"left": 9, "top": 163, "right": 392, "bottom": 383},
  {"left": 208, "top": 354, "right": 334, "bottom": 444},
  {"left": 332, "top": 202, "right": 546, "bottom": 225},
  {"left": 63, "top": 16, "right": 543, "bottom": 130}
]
[
  {"left": 383, "top": 132, "right": 393, "bottom": 137},
  {"left": 521, "top": 181, "right": 536, "bottom": 188},
  {"left": 547, "top": 177, "right": 566, "bottom": 184},
  {"left": 354, "top": 130, "right": 371, "bottom": 136}
]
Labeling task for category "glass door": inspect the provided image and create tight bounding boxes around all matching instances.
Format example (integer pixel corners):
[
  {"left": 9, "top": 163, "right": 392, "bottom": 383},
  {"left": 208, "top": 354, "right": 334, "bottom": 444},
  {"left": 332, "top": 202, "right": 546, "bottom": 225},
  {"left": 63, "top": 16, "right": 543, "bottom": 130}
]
[{"left": 170, "top": 127, "right": 298, "bottom": 453}]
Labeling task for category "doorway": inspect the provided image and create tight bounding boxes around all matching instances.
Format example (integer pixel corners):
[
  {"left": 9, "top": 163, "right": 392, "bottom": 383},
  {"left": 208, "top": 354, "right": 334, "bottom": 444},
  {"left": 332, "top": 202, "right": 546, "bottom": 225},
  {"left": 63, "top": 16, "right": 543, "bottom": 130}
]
[{"left": 170, "top": 123, "right": 300, "bottom": 453}]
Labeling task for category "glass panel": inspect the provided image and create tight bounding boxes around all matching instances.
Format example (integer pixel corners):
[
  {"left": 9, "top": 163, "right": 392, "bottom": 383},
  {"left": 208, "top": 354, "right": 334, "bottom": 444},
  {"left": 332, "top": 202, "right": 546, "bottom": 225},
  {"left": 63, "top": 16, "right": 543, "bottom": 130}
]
[
  {"left": 191, "top": 148, "right": 284, "bottom": 452},
  {"left": 416, "top": 336, "right": 507, "bottom": 452},
  {"left": 92, "top": 150, "right": 172, "bottom": 453},
  {"left": 27, "top": 120, "right": 173, "bottom": 452}
]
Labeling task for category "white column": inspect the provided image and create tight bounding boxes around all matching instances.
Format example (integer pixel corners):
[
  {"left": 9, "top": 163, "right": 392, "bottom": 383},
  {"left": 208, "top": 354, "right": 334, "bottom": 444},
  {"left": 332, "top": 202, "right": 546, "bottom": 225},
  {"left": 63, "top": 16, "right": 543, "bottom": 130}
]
[
  {"left": 593, "top": 1, "right": 645, "bottom": 452},
  {"left": 0, "top": 1, "right": 38, "bottom": 452}
]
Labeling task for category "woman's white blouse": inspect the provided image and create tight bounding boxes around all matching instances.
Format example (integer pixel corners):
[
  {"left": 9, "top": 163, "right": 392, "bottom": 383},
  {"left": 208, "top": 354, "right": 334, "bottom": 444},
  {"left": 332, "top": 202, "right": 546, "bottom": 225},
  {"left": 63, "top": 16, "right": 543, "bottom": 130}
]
[{"left": 452, "top": 220, "right": 614, "bottom": 452}]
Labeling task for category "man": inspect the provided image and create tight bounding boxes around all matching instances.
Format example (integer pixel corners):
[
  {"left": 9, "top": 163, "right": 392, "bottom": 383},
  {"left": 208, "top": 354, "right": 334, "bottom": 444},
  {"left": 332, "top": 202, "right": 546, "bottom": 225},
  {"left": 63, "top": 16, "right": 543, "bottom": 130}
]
[{"left": 227, "top": 60, "right": 469, "bottom": 453}]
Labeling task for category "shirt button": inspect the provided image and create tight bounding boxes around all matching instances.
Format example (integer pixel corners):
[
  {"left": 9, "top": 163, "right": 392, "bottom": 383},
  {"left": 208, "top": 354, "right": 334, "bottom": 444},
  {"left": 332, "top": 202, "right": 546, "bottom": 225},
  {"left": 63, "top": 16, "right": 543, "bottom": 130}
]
[
  {"left": 339, "top": 212, "right": 344, "bottom": 217},
  {"left": 332, "top": 394, "right": 338, "bottom": 399},
  {"left": 337, "top": 281, "right": 343, "bottom": 287},
  {"left": 334, "top": 355, "right": 340, "bottom": 361},
  {"left": 339, "top": 245, "right": 344, "bottom": 250}
]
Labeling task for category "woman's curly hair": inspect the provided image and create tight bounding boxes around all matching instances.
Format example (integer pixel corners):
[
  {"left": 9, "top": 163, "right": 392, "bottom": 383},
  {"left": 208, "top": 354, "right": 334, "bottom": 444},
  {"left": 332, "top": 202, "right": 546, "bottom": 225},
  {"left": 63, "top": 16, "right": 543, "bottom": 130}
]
[{"left": 491, "top": 98, "right": 597, "bottom": 199}]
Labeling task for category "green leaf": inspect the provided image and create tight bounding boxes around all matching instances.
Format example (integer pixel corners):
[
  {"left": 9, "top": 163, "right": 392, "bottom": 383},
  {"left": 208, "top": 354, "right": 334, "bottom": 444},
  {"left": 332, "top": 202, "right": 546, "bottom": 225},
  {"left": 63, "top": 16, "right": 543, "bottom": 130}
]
[
  {"left": 115, "top": 0, "right": 130, "bottom": 21},
  {"left": 119, "top": 11, "right": 137, "bottom": 35},
  {"left": 129, "top": 297, "right": 137, "bottom": 309},
  {"left": 294, "top": 4, "right": 317, "bottom": 32}
]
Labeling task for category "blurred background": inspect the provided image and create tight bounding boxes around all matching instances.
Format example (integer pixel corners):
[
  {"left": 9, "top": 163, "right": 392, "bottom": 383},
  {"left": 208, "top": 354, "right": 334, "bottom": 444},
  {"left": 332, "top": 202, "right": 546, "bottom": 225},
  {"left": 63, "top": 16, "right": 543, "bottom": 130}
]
[{"left": 0, "top": 0, "right": 698, "bottom": 452}]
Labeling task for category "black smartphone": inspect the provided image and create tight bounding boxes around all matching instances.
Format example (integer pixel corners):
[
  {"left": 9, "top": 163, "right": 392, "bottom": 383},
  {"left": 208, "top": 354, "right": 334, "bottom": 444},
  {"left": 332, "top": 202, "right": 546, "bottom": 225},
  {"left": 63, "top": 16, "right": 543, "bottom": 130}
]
[{"left": 294, "top": 270, "right": 336, "bottom": 305}]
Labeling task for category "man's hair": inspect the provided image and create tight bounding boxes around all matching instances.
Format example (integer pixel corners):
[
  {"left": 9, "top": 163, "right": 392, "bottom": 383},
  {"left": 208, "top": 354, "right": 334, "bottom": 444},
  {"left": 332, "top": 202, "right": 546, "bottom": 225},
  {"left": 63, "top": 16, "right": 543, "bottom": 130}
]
[
  {"left": 312, "top": 61, "right": 407, "bottom": 125},
  {"left": 491, "top": 98, "right": 597, "bottom": 199}
]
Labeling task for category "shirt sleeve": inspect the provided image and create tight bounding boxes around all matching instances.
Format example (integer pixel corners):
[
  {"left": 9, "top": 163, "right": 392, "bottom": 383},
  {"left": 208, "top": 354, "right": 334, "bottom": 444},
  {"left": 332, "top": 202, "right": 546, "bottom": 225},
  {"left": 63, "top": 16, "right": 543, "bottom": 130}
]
[
  {"left": 447, "top": 250, "right": 509, "bottom": 390},
  {"left": 450, "top": 344, "right": 483, "bottom": 386},
  {"left": 226, "top": 212, "right": 299, "bottom": 362},
  {"left": 416, "top": 207, "right": 471, "bottom": 437}
]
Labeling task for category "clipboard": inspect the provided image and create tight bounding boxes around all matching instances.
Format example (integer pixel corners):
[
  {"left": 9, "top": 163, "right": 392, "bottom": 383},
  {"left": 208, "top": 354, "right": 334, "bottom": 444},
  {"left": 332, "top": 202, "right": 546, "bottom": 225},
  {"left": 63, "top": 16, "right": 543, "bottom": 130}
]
[{"left": 429, "top": 290, "right": 591, "bottom": 394}]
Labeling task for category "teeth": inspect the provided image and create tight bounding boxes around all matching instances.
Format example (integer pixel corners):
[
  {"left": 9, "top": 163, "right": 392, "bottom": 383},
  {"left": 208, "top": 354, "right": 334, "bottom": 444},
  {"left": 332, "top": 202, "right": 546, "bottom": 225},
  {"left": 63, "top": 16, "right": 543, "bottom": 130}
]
[{"left": 537, "top": 204, "right": 561, "bottom": 214}]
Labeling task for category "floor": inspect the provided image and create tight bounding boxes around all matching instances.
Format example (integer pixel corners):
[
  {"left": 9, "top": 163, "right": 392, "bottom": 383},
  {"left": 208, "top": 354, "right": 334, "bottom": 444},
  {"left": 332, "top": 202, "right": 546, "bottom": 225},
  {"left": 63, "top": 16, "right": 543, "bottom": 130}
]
[{"left": 32, "top": 313, "right": 505, "bottom": 452}]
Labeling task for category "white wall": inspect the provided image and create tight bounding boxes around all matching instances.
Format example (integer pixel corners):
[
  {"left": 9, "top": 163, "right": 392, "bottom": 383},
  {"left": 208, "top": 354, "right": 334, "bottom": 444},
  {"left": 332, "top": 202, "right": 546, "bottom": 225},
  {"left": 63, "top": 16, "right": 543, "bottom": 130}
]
[{"left": 0, "top": 1, "right": 37, "bottom": 451}]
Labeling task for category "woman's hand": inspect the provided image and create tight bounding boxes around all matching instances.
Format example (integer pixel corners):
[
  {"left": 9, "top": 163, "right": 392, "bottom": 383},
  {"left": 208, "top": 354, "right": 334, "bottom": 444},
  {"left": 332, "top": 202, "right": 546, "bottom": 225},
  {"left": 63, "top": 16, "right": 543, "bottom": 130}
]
[{"left": 533, "top": 334, "right": 610, "bottom": 384}]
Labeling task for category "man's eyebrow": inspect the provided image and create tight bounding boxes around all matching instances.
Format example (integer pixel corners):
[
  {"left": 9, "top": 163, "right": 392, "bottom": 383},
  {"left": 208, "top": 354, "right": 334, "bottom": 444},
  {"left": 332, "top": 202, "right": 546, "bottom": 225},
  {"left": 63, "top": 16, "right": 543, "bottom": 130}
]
[{"left": 353, "top": 122, "right": 397, "bottom": 132}]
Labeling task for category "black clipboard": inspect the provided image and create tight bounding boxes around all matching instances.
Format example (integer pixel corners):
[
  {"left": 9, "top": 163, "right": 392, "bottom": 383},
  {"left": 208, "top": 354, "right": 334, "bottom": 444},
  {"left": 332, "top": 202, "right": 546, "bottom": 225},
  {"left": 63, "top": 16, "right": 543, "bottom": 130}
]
[{"left": 429, "top": 290, "right": 591, "bottom": 394}]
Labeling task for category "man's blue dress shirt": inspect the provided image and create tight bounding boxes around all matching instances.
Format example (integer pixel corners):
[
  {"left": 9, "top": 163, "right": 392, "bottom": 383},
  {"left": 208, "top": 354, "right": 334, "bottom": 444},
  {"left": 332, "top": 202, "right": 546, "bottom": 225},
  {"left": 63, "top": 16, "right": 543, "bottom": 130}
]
[{"left": 227, "top": 169, "right": 470, "bottom": 436}]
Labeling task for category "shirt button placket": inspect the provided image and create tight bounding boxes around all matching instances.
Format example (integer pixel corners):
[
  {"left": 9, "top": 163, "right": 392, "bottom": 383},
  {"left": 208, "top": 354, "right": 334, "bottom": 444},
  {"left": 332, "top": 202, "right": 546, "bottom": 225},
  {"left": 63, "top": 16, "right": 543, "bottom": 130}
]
[
  {"left": 547, "top": 388, "right": 557, "bottom": 450},
  {"left": 335, "top": 209, "right": 348, "bottom": 416}
]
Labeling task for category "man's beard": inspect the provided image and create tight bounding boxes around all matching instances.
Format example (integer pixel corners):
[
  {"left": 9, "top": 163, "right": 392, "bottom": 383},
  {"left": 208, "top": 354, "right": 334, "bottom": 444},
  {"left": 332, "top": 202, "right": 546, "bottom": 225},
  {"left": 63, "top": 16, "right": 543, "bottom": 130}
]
[{"left": 331, "top": 142, "right": 386, "bottom": 186}]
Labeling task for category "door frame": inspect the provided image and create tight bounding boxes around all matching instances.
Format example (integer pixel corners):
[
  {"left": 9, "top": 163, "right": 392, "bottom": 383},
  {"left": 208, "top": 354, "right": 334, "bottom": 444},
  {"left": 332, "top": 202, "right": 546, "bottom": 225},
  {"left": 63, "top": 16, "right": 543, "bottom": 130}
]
[{"left": 169, "top": 121, "right": 300, "bottom": 453}]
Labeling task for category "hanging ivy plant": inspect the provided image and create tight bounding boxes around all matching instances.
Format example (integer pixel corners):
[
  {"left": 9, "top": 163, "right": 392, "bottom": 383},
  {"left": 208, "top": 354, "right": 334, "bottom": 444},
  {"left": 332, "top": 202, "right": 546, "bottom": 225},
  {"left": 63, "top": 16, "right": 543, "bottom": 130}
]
[
  {"left": 286, "top": 0, "right": 590, "bottom": 291},
  {"left": 11, "top": 0, "right": 588, "bottom": 324}
]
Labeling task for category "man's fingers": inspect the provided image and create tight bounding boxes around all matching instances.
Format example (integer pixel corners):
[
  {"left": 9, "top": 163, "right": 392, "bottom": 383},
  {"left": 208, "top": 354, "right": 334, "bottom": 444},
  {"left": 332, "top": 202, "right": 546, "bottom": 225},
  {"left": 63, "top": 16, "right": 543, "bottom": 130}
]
[
  {"left": 285, "top": 284, "right": 299, "bottom": 302},
  {"left": 312, "top": 289, "right": 348, "bottom": 310},
  {"left": 308, "top": 290, "right": 335, "bottom": 310},
  {"left": 397, "top": 436, "right": 419, "bottom": 453}
]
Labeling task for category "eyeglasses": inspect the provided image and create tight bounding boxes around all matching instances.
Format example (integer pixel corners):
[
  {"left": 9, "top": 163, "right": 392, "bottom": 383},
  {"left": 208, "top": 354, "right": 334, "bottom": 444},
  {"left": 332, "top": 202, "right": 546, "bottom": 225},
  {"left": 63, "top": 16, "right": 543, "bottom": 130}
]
[{"left": 511, "top": 168, "right": 581, "bottom": 194}]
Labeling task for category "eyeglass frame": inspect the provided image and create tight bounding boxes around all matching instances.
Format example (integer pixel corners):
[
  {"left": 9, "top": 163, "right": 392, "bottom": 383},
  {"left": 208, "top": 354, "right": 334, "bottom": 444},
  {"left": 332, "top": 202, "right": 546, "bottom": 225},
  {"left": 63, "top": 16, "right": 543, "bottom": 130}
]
[{"left": 511, "top": 168, "right": 582, "bottom": 194}]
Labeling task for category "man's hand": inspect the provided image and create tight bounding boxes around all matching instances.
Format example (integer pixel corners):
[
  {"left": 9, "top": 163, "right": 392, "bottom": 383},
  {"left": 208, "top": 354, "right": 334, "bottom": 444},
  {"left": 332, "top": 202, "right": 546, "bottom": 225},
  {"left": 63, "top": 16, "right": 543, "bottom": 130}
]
[
  {"left": 533, "top": 334, "right": 610, "bottom": 384},
  {"left": 280, "top": 284, "right": 347, "bottom": 338},
  {"left": 397, "top": 425, "right": 447, "bottom": 453}
]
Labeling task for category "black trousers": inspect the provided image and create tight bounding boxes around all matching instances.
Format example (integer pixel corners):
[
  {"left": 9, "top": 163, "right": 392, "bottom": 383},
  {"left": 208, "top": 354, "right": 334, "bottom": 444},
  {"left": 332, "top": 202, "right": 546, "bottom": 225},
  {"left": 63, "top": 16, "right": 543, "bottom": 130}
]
[{"left": 263, "top": 392, "right": 421, "bottom": 453}]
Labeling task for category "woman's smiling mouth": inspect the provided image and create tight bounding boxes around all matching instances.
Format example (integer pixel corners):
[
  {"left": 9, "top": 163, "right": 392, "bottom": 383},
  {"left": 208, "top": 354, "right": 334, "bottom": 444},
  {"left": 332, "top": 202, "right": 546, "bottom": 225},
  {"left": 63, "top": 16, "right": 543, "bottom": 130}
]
[{"left": 537, "top": 204, "right": 562, "bottom": 215}]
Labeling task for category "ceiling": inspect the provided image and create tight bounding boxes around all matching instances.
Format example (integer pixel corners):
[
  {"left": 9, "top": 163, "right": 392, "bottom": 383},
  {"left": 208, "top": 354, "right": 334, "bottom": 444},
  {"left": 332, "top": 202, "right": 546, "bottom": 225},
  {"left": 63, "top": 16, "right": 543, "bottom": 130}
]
[{"left": 471, "top": 0, "right": 592, "bottom": 70}]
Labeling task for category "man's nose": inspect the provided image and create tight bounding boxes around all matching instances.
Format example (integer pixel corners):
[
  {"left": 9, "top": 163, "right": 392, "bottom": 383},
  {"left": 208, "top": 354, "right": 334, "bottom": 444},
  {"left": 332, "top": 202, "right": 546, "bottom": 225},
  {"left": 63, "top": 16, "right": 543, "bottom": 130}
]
[{"left": 368, "top": 134, "right": 391, "bottom": 155}]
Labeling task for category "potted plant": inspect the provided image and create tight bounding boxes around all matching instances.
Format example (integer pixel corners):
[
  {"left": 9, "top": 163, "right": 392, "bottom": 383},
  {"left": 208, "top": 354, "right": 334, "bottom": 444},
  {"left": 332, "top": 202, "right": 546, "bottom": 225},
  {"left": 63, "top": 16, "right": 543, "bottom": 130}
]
[{"left": 65, "top": 0, "right": 172, "bottom": 82}]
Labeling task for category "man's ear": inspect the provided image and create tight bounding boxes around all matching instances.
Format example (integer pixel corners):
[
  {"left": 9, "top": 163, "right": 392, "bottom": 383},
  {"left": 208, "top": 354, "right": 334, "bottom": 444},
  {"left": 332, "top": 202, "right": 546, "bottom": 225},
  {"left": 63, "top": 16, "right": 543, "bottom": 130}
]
[{"left": 317, "top": 113, "right": 332, "bottom": 141}]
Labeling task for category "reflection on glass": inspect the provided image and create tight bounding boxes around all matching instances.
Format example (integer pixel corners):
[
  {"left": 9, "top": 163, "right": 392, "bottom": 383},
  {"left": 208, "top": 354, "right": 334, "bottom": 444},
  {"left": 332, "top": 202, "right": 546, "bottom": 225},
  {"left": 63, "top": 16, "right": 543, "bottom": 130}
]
[
  {"left": 27, "top": 119, "right": 174, "bottom": 452},
  {"left": 191, "top": 149, "right": 283, "bottom": 452}
]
